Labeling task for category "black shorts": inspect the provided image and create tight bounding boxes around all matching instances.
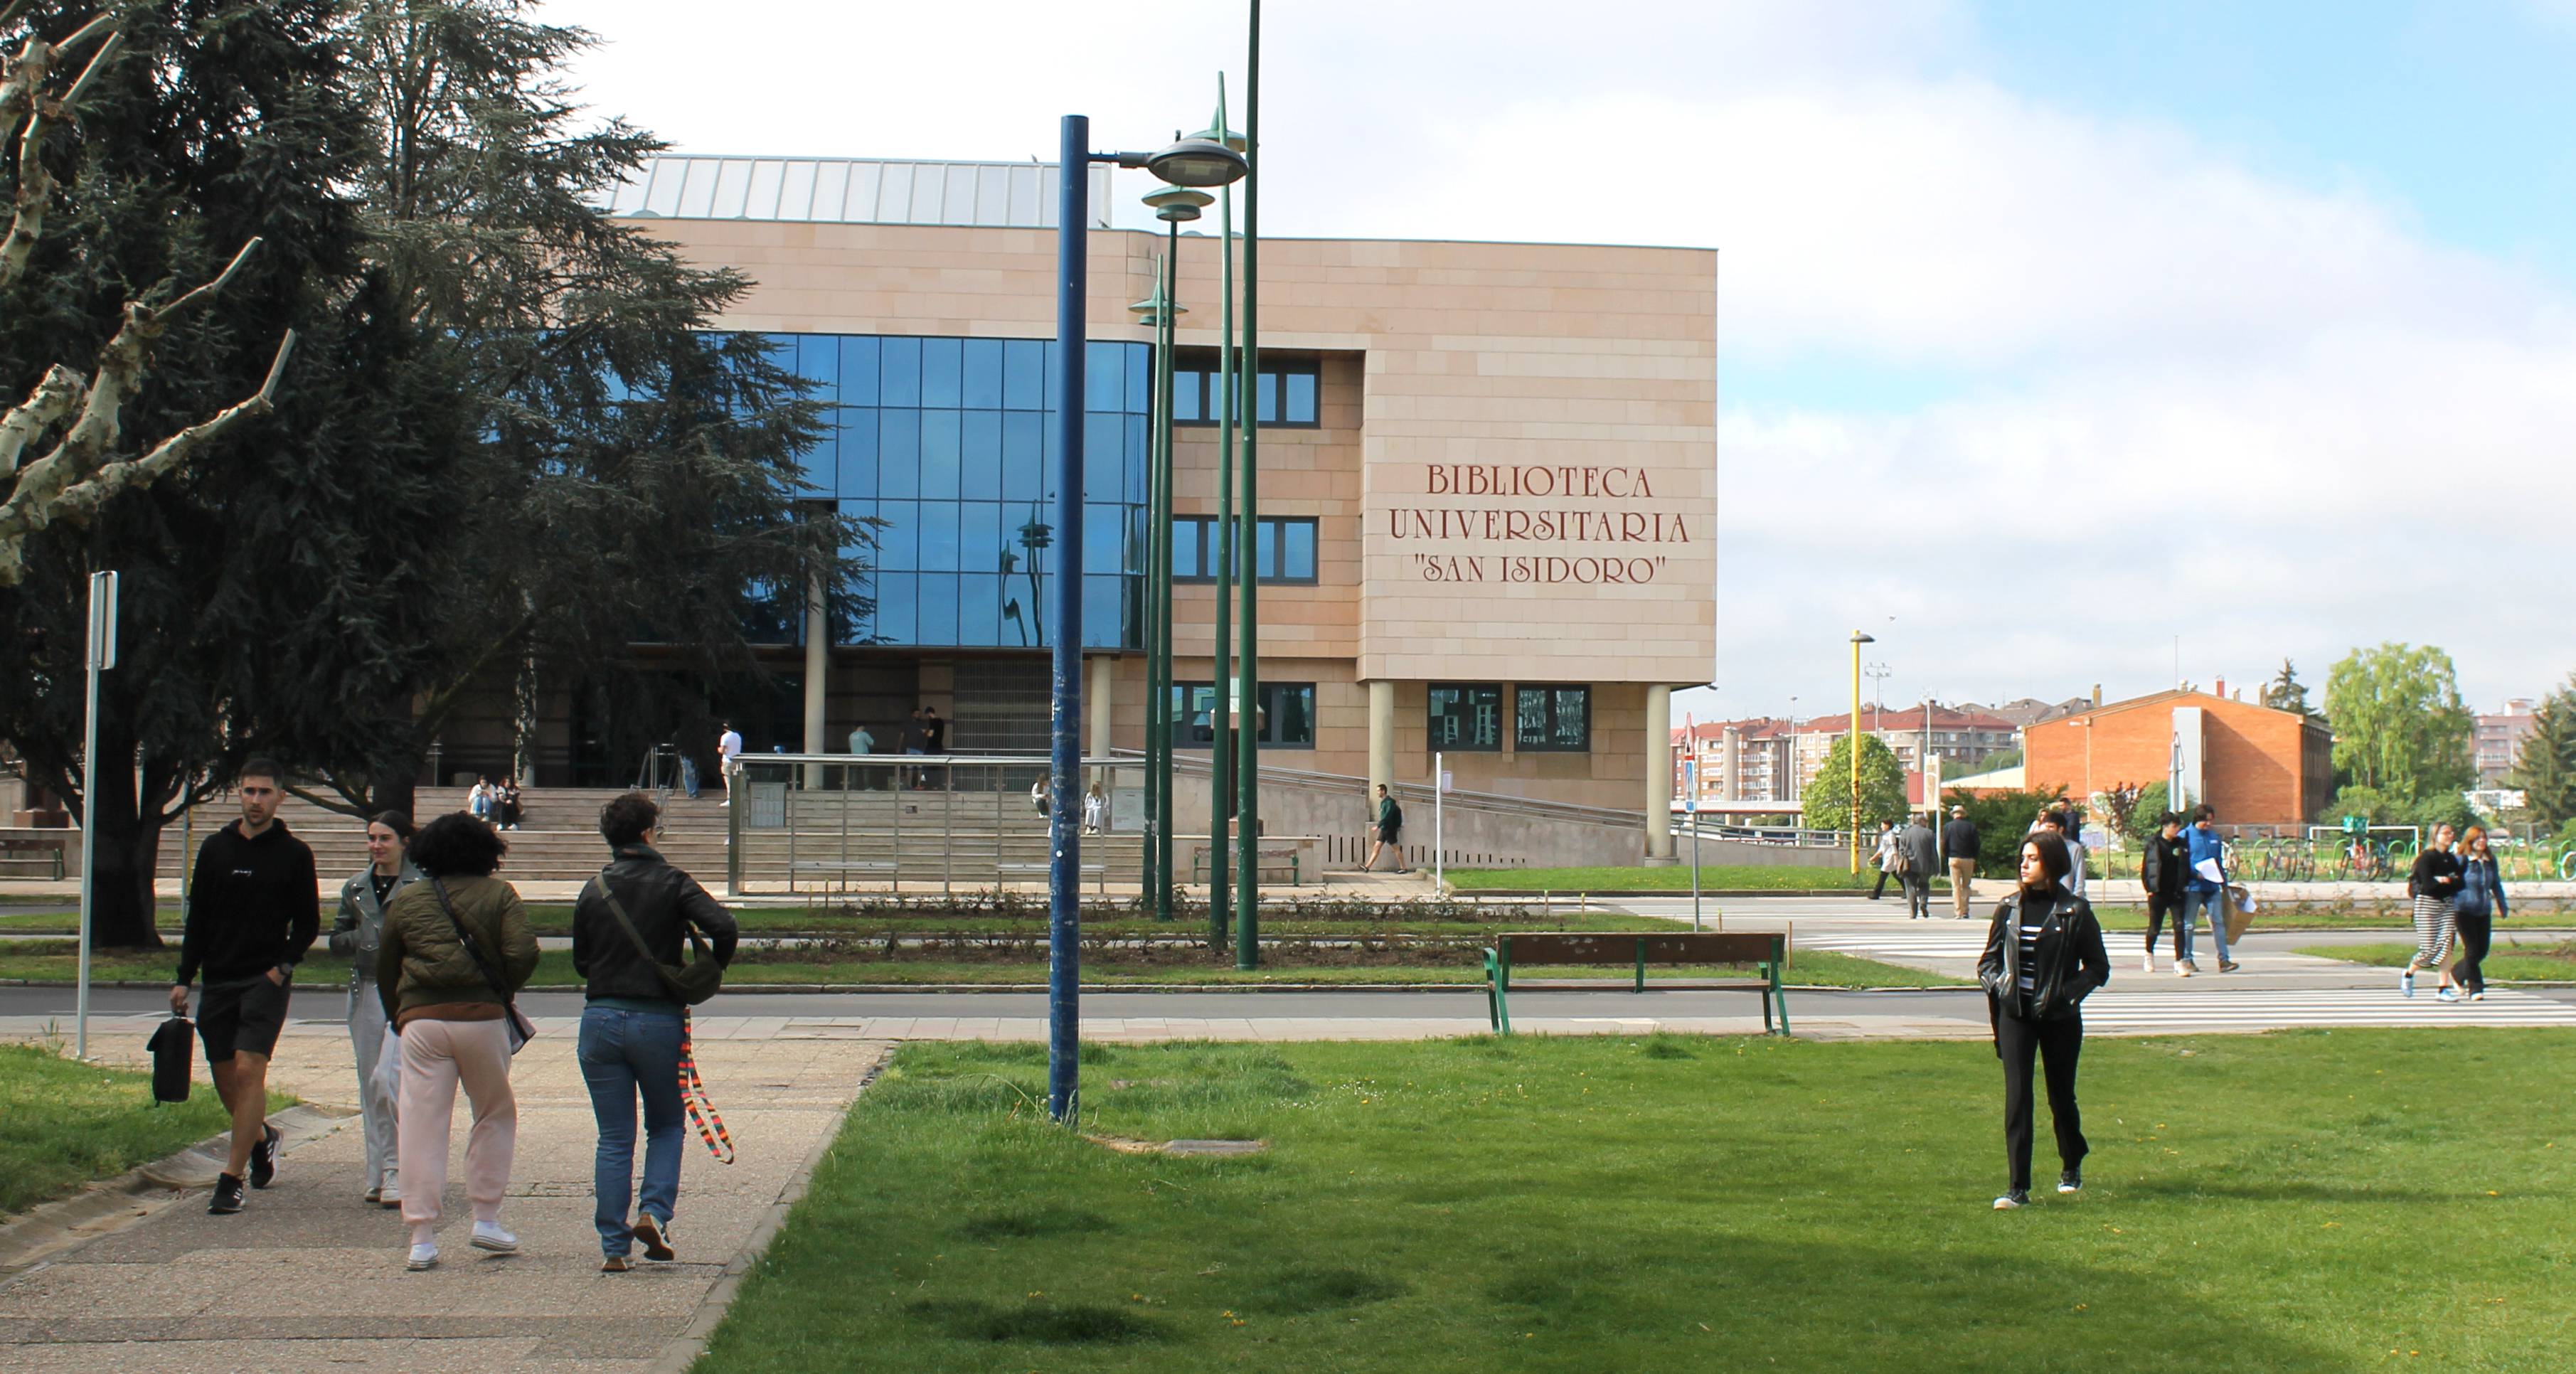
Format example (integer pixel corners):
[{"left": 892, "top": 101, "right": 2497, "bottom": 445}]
[
  {"left": 198, "top": 974, "right": 292, "bottom": 1063},
  {"left": 1378, "top": 824, "right": 1401, "bottom": 844}
]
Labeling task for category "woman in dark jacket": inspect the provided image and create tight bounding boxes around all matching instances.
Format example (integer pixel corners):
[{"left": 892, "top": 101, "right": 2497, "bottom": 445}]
[
  {"left": 1977, "top": 831, "right": 2109, "bottom": 1210},
  {"left": 571, "top": 792, "right": 738, "bottom": 1272},
  {"left": 2138, "top": 811, "right": 2190, "bottom": 974},
  {"left": 2401, "top": 822, "right": 2462, "bottom": 1000},
  {"left": 2449, "top": 826, "right": 2508, "bottom": 1002}
]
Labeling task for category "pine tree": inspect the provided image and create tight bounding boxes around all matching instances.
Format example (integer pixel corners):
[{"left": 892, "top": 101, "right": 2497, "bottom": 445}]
[
  {"left": 2512, "top": 683, "right": 2576, "bottom": 831},
  {"left": 2262, "top": 658, "right": 2313, "bottom": 715}
]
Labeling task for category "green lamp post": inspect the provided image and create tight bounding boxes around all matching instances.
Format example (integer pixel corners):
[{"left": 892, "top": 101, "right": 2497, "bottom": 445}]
[
  {"left": 1190, "top": 85, "right": 1245, "bottom": 951},
  {"left": 1134, "top": 184, "right": 1209, "bottom": 922}
]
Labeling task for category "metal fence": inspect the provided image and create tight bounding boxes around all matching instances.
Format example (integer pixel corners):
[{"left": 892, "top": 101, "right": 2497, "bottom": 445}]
[{"left": 723, "top": 753, "right": 1144, "bottom": 895}]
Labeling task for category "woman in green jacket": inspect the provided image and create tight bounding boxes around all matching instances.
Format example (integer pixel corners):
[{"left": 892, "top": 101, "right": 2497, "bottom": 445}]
[{"left": 376, "top": 813, "right": 540, "bottom": 1272}]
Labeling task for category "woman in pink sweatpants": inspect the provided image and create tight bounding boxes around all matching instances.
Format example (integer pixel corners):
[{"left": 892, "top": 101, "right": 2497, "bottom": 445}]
[{"left": 376, "top": 812, "right": 541, "bottom": 1271}]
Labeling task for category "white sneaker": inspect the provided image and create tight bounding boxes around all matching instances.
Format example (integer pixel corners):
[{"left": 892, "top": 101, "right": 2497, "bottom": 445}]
[
  {"left": 379, "top": 1172, "right": 401, "bottom": 1208},
  {"left": 2176, "top": 960, "right": 2196, "bottom": 977},
  {"left": 406, "top": 1242, "right": 438, "bottom": 1271},
  {"left": 470, "top": 1222, "right": 520, "bottom": 1254},
  {"left": 2400, "top": 969, "right": 2415, "bottom": 998},
  {"left": 2470, "top": 991, "right": 2487, "bottom": 1002},
  {"left": 2141, "top": 954, "right": 2156, "bottom": 973}
]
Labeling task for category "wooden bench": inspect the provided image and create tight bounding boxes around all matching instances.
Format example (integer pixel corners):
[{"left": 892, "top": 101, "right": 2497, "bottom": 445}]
[
  {"left": 1481, "top": 932, "right": 1791, "bottom": 1037},
  {"left": 996, "top": 862, "right": 1107, "bottom": 895},
  {"left": 0, "top": 835, "right": 67, "bottom": 880},
  {"left": 1189, "top": 846, "right": 1302, "bottom": 886}
]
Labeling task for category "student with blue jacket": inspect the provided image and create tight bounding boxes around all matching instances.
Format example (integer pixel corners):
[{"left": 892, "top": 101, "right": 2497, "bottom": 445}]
[
  {"left": 2174, "top": 804, "right": 2237, "bottom": 974},
  {"left": 2450, "top": 826, "right": 2508, "bottom": 1001}
]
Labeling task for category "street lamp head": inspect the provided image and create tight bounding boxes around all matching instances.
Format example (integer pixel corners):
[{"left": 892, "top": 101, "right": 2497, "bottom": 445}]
[
  {"left": 1144, "top": 186, "right": 1213, "bottom": 222},
  {"left": 1852, "top": 632, "right": 1876, "bottom": 644},
  {"left": 1188, "top": 114, "right": 1249, "bottom": 154},
  {"left": 1142, "top": 137, "right": 1249, "bottom": 188}
]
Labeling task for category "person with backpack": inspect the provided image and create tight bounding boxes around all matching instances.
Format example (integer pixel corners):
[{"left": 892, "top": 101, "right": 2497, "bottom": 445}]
[
  {"left": 1364, "top": 783, "right": 1409, "bottom": 873},
  {"left": 573, "top": 792, "right": 739, "bottom": 1272},
  {"left": 378, "top": 813, "right": 540, "bottom": 1271}
]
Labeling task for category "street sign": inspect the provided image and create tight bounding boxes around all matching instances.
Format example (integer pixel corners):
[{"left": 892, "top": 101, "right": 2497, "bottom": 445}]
[
  {"left": 76, "top": 570, "right": 119, "bottom": 1060},
  {"left": 1439, "top": 769, "right": 1454, "bottom": 794},
  {"left": 87, "top": 570, "right": 118, "bottom": 669}
]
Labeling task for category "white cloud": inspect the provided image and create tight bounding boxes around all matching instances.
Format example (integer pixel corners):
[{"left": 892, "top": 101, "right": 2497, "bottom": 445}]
[{"left": 536, "top": 0, "right": 2576, "bottom": 715}]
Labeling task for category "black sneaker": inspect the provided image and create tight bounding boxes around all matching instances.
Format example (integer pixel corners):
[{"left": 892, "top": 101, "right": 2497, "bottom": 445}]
[
  {"left": 209, "top": 1173, "right": 246, "bottom": 1214},
  {"left": 249, "top": 1123, "right": 282, "bottom": 1189},
  {"left": 1991, "top": 1189, "right": 2029, "bottom": 1210},
  {"left": 2058, "top": 1168, "right": 2082, "bottom": 1194}
]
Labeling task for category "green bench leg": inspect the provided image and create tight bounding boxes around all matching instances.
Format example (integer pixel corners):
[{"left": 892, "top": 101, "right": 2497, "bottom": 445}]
[{"left": 1483, "top": 948, "right": 1513, "bottom": 1035}]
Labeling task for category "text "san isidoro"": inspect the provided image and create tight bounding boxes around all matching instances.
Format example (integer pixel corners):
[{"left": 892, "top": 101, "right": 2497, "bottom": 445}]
[{"left": 1389, "top": 464, "right": 1688, "bottom": 584}]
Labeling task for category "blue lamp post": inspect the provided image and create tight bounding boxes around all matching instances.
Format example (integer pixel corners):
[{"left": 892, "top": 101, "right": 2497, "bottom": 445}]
[{"left": 1048, "top": 118, "right": 1247, "bottom": 1124}]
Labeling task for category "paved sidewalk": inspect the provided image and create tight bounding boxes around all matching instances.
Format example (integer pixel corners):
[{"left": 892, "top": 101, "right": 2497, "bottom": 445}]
[{"left": 0, "top": 1028, "right": 885, "bottom": 1373}]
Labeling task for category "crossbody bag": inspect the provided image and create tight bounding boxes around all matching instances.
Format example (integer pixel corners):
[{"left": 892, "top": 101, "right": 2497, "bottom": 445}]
[
  {"left": 429, "top": 878, "right": 536, "bottom": 1053},
  {"left": 587, "top": 871, "right": 723, "bottom": 1005}
]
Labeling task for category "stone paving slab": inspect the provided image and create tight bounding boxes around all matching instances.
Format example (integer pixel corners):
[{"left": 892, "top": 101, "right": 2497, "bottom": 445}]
[{"left": 0, "top": 1030, "right": 885, "bottom": 1374}]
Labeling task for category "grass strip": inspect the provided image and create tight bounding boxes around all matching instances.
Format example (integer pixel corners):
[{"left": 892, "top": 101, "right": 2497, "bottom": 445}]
[
  {"left": 698, "top": 1030, "right": 2576, "bottom": 1373},
  {"left": 2293, "top": 939, "right": 2576, "bottom": 983},
  {"left": 0, "top": 1042, "right": 283, "bottom": 1217}
]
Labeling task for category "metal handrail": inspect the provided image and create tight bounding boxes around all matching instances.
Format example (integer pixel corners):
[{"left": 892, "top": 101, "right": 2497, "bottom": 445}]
[{"left": 1117, "top": 747, "right": 1646, "bottom": 829}]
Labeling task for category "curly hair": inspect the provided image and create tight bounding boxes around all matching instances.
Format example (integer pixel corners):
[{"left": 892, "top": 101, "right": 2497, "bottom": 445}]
[
  {"left": 407, "top": 811, "right": 508, "bottom": 878},
  {"left": 599, "top": 792, "right": 661, "bottom": 848}
]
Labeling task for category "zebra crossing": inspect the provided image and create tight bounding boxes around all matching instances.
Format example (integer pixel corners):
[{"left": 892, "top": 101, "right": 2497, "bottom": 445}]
[{"left": 2078, "top": 987, "right": 2576, "bottom": 1032}]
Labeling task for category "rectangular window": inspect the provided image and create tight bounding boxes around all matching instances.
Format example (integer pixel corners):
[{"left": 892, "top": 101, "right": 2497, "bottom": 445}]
[
  {"left": 1515, "top": 684, "right": 1592, "bottom": 752},
  {"left": 1170, "top": 353, "right": 1322, "bottom": 429},
  {"left": 1170, "top": 681, "right": 1316, "bottom": 747},
  {"left": 1169, "top": 516, "right": 1319, "bottom": 583},
  {"left": 1428, "top": 684, "right": 1503, "bottom": 751}
]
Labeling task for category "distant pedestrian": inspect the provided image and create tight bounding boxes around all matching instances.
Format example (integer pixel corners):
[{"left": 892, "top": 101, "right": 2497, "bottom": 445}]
[
  {"left": 1942, "top": 805, "right": 1981, "bottom": 917},
  {"left": 168, "top": 758, "right": 319, "bottom": 1217},
  {"left": 330, "top": 811, "right": 421, "bottom": 1208},
  {"left": 2043, "top": 811, "right": 2089, "bottom": 900},
  {"left": 1902, "top": 814, "right": 1939, "bottom": 919},
  {"left": 2174, "top": 804, "right": 2236, "bottom": 974},
  {"left": 2138, "top": 811, "right": 2190, "bottom": 974},
  {"left": 901, "top": 708, "right": 930, "bottom": 789},
  {"left": 379, "top": 812, "right": 540, "bottom": 1271},
  {"left": 847, "top": 721, "right": 875, "bottom": 789},
  {"left": 1365, "top": 784, "right": 1408, "bottom": 873},
  {"left": 2450, "top": 826, "right": 2506, "bottom": 1002},
  {"left": 573, "top": 792, "right": 739, "bottom": 1273},
  {"left": 922, "top": 705, "right": 948, "bottom": 789},
  {"left": 1977, "top": 831, "right": 2108, "bottom": 1210},
  {"left": 1870, "top": 820, "right": 1900, "bottom": 900},
  {"left": 1082, "top": 781, "right": 1109, "bottom": 836},
  {"left": 1029, "top": 776, "right": 1048, "bottom": 814},
  {"left": 715, "top": 721, "right": 743, "bottom": 808},
  {"left": 2400, "top": 821, "right": 2464, "bottom": 1001}
]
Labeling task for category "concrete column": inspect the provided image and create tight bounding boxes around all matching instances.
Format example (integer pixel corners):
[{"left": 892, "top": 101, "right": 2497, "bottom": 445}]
[
  {"left": 1086, "top": 654, "right": 1114, "bottom": 784},
  {"left": 801, "top": 562, "right": 827, "bottom": 789},
  {"left": 1644, "top": 683, "right": 1675, "bottom": 863},
  {"left": 1367, "top": 679, "right": 1395, "bottom": 797}
]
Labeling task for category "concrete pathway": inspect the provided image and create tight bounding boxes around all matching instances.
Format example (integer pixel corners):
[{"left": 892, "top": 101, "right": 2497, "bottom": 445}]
[{"left": 0, "top": 1028, "right": 885, "bottom": 1373}]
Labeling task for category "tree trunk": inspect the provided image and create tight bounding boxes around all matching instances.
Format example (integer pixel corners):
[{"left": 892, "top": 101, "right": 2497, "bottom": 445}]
[
  {"left": 83, "top": 733, "right": 165, "bottom": 950},
  {"left": 368, "top": 769, "right": 418, "bottom": 825}
]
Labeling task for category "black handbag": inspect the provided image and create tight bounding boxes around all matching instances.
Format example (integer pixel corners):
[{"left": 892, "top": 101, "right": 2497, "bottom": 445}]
[
  {"left": 429, "top": 878, "right": 536, "bottom": 1053},
  {"left": 147, "top": 1016, "right": 193, "bottom": 1103},
  {"left": 591, "top": 872, "right": 723, "bottom": 1006}
]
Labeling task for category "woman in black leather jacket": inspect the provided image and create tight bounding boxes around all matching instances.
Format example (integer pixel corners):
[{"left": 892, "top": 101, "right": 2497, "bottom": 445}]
[{"left": 1977, "top": 831, "right": 2110, "bottom": 1210}]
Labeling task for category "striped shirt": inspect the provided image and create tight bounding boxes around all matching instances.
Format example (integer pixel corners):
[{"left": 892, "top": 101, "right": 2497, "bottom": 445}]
[{"left": 2016, "top": 899, "right": 2052, "bottom": 996}]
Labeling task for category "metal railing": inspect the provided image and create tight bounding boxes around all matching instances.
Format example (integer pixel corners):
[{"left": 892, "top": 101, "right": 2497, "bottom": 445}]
[{"left": 725, "top": 752, "right": 1143, "bottom": 896}]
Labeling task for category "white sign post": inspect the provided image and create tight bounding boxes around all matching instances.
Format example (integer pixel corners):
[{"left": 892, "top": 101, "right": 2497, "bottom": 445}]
[
  {"left": 1432, "top": 753, "right": 1447, "bottom": 889},
  {"left": 76, "top": 570, "right": 118, "bottom": 1060},
  {"left": 1686, "top": 758, "right": 1702, "bottom": 931}
]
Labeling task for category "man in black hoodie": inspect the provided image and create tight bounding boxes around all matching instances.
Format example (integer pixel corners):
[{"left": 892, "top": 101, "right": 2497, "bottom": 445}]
[{"left": 169, "top": 758, "right": 319, "bottom": 1215}]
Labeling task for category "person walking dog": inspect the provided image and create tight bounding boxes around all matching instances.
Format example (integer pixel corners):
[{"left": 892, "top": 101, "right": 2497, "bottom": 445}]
[
  {"left": 1977, "top": 831, "right": 2109, "bottom": 1210},
  {"left": 2451, "top": 826, "right": 2508, "bottom": 1001},
  {"left": 2400, "top": 821, "right": 2464, "bottom": 1001},
  {"left": 573, "top": 793, "right": 739, "bottom": 1272},
  {"left": 378, "top": 814, "right": 539, "bottom": 1272},
  {"left": 331, "top": 812, "right": 421, "bottom": 1208},
  {"left": 169, "top": 758, "right": 318, "bottom": 1217}
]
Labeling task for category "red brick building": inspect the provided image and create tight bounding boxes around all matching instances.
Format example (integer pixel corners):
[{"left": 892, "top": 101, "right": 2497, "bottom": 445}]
[{"left": 2024, "top": 688, "right": 2333, "bottom": 826}]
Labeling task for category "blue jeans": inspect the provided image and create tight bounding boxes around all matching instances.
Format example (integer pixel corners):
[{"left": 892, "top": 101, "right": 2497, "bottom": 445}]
[
  {"left": 2175, "top": 890, "right": 2229, "bottom": 964},
  {"left": 577, "top": 1005, "right": 685, "bottom": 1255}
]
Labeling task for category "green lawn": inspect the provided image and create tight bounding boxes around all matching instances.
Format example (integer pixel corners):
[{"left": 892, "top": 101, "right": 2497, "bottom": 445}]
[
  {"left": 2294, "top": 939, "right": 2576, "bottom": 983},
  {"left": 0, "top": 942, "right": 1951, "bottom": 989},
  {"left": 0, "top": 1042, "right": 283, "bottom": 1217},
  {"left": 698, "top": 1031, "right": 2576, "bottom": 1373}
]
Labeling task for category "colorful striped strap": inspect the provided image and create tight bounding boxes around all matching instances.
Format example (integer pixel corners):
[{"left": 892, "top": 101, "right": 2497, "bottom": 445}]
[{"left": 678, "top": 1010, "right": 734, "bottom": 1164}]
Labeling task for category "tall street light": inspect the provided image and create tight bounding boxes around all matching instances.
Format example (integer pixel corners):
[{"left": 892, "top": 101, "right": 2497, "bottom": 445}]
[
  {"left": 1235, "top": 0, "right": 1265, "bottom": 971},
  {"left": 1193, "top": 85, "right": 1245, "bottom": 954},
  {"left": 1134, "top": 184, "right": 1210, "bottom": 926},
  {"left": 1050, "top": 117, "right": 1247, "bottom": 1124},
  {"left": 1848, "top": 631, "right": 1875, "bottom": 874}
]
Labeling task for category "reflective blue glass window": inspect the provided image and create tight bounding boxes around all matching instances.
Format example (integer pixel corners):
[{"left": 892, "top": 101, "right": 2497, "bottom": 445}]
[
  {"left": 1001, "top": 411, "right": 1043, "bottom": 501},
  {"left": 962, "top": 340, "right": 1004, "bottom": 409},
  {"left": 1256, "top": 518, "right": 1277, "bottom": 579},
  {"left": 960, "top": 501, "right": 1004, "bottom": 574},
  {"left": 877, "top": 411, "right": 919, "bottom": 497},
  {"left": 999, "top": 575, "right": 1039, "bottom": 646},
  {"left": 880, "top": 336, "right": 920, "bottom": 407},
  {"left": 795, "top": 335, "right": 839, "bottom": 401},
  {"left": 919, "top": 410, "right": 961, "bottom": 499},
  {"left": 1285, "top": 370, "right": 1316, "bottom": 424},
  {"left": 1171, "top": 517, "right": 1203, "bottom": 579},
  {"left": 915, "top": 573, "right": 958, "bottom": 646},
  {"left": 1173, "top": 368, "right": 1202, "bottom": 422},
  {"left": 836, "top": 408, "right": 877, "bottom": 496},
  {"left": 1004, "top": 339, "right": 1045, "bottom": 410},
  {"left": 875, "top": 500, "right": 917, "bottom": 570},
  {"left": 838, "top": 336, "right": 880, "bottom": 405},
  {"left": 794, "top": 418, "right": 835, "bottom": 498},
  {"left": 917, "top": 503, "right": 959, "bottom": 572},
  {"left": 920, "top": 337, "right": 962, "bottom": 408},
  {"left": 1082, "top": 412, "right": 1124, "bottom": 501},
  {"left": 874, "top": 573, "right": 916, "bottom": 642},
  {"left": 1082, "top": 575, "right": 1123, "bottom": 649},
  {"left": 959, "top": 410, "right": 1001, "bottom": 499},
  {"left": 1125, "top": 347, "right": 1149, "bottom": 414},
  {"left": 1282, "top": 517, "right": 1317, "bottom": 581},
  {"left": 1083, "top": 504, "right": 1122, "bottom": 575},
  {"left": 1044, "top": 339, "right": 1063, "bottom": 413},
  {"left": 1255, "top": 370, "right": 1277, "bottom": 423},
  {"left": 959, "top": 572, "right": 1001, "bottom": 644},
  {"left": 1085, "top": 341, "right": 1124, "bottom": 413}
]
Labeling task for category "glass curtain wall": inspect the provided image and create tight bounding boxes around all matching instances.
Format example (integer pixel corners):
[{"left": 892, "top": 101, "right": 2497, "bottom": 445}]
[{"left": 770, "top": 333, "right": 1151, "bottom": 651}]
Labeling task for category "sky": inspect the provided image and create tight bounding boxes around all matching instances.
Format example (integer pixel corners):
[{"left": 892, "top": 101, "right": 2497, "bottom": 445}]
[{"left": 536, "top": 0, "right": 2576, "bottom": 725}]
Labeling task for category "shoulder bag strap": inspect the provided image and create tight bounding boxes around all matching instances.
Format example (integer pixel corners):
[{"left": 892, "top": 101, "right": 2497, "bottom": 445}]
[
  {"left": 431, "top": 877, "right": 518, "bottom": 1008},
  {"left": 591, "top": 866, "right": 710, "bottom": 966}
]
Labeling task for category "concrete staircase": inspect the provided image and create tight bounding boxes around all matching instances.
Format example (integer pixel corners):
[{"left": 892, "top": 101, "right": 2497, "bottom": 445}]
[{"left": 159, "top": 787, "right": 728, "bottom": 885}]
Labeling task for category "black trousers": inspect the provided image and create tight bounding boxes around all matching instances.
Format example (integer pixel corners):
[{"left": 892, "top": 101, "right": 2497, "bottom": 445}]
[
  {"left": 2144, "top": 895, "right": 2181, "bottom": 957},
  {"left": 2454, "top": 913, "right": 2493, "bottom": 993},
  {"left": 1872, "top": 868, "right": 1892, "bottom": 898},
  {"left": 1902, "top": 872, "right": 1931, "bottom": 918},
  {"left": 1996, "top": 1011, "right": 2087, "bottom": 1192}
]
